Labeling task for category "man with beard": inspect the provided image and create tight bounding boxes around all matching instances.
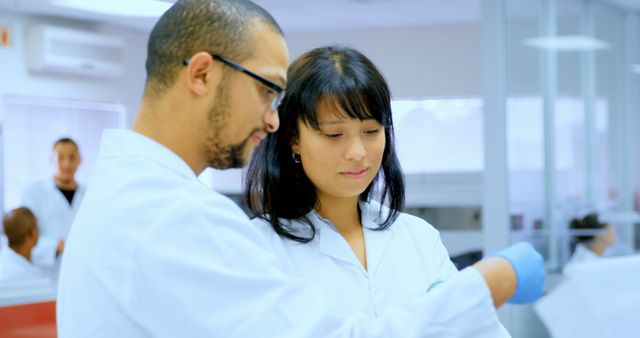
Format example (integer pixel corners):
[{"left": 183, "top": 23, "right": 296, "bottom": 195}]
[{"left": 57, "top": 0, "right": 543, "bottom": 337}]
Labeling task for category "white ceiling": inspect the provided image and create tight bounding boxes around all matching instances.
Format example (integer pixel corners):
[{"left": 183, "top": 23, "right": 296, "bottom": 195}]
[
  {"left": 0, "top": 0, "right": 637, "bottom": 33},
  {"left": 255, "top": 0, "right": 481, "bottom": 32},
  {"left": 0, "top": 0, "right": 482, "bottom": 33}
]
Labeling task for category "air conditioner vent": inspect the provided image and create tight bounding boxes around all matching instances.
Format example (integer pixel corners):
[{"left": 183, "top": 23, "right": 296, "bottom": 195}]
[{"left": 27, "top": 25, "right": 125, "bottom": 79}]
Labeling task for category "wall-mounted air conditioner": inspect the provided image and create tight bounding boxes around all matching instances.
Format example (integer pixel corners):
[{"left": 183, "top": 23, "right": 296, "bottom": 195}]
[{"left": 27, "top": 25, "right": 125, "bottom": 79}]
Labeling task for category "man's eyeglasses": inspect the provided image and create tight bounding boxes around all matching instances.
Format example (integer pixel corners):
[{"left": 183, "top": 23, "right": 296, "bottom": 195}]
[{"left": 182, "top": 53, "right": 285, "bottom": 112}]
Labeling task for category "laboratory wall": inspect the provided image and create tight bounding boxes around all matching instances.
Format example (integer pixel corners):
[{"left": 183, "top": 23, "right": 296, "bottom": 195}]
[
  {"left": 0, "top": 12, "right": 148, "bottom": 211},
  {"left": 286, "top": 23, "right": 481, "bottom": 99},
  {"left": 0, "top": 13, "right": 148, "bottom": 127},
  {"left": 210, "top": 23, "right": 485, "bottom": 196}
]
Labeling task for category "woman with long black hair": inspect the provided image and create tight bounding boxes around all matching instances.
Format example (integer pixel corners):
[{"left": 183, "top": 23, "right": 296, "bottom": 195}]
[{"left": 244, "top": 46, "right": 542, "bottom": 328}]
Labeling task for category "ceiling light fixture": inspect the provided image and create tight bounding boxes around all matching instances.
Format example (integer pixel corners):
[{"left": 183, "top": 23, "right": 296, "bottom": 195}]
[
  {"left": 524, "top": 35, "right": 610, "bottom": 51},
  {"left": 52, "top": 0, "right": 172, "bottom": 17}
]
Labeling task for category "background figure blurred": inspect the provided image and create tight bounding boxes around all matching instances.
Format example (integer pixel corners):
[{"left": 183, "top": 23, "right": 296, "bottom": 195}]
[
  {"left": 0, "top": 207, "right": 45, "bottom": 281},
  {"left": 20, "top": 138, "right": 85, "bottom": 278},
  {"left": 563, "top": 213, "right": 615, "bottom": 275}
]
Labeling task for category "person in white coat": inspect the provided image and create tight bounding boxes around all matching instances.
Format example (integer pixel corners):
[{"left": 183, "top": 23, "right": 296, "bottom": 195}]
[
  {"left": 21, "top": 137, "right": 85, "bottom": 274},
  {"left": 243, "top": 46, "right": 539, "bottom": 329},
  {"left": 0, "top": 207, "right": 45, "bottom": 281},
  {"left": 563, "top": 213, "right": 615, "bottom": 276},
  {"left": 57, "top": 1, "right": 542, "bottom": 337}
]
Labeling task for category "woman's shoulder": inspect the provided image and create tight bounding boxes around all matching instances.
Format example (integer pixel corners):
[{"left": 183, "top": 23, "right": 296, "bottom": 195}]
[
  {"left": 394, "top": 212, "right": 440, "bottom": 238},
  {"left": 363, "top": 200, "right": 439, "bottom": 236}
]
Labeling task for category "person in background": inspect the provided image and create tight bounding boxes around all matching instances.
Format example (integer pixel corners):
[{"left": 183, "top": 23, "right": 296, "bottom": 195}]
[
  {"left": 563, "top": 212, "right": 615, "bottom": 275},
  {"left": 244, "top": 46, "right": 543, "bottom": 330},
  {"left": 58, "top": 1, "right": 542, "bottom": 337},
  {"left": 21, "top": 137, "right": 85, "bottom": 274},
  {"left": 0, "top": 207, "right": 45, "bottom": 281}
]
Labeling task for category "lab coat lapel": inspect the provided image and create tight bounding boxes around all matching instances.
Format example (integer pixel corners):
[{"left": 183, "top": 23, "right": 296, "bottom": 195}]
[
  {"left": 48, "top": 178, "right": 71, "bottom": 209},
  {"left": 70, "top": 186, "right": 85, "bottom": 209},
  {"left": 314, "top": 213, "right": 365, "bottom": 271},
  {"left": 361, "top": 202, "right": 394, "bottom": 277}
]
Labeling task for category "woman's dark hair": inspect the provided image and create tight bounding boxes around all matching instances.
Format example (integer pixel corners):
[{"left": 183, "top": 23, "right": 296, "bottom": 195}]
[
  {"left": 569, "top": 213, "right": 606, "bottom": 250},
  {"left": 243, "top": 46, "right": 405, "bottom": 243}
]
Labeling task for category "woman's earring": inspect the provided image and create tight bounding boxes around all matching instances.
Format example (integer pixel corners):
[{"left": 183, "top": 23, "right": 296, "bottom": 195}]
[{"left": 292, "top": 153, "right": 301, "bottom": 163}]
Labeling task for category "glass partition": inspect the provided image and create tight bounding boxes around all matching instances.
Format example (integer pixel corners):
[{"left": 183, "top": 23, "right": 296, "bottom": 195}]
[{"left": 505, "top": 0, "right": 639, "bottom": 270}]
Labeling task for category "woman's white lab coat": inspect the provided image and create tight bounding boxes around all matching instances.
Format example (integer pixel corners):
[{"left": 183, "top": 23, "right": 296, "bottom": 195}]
[
  {"left": 21, "top": 178, "right": 86, "bottom": 266},
  {"left": 57, "top": 129, "right": 510, "bottom": 338},
  {"left": 562, "top": 243, "right": 601, "bottom": 276},
  {"left": 252, "top": 202, "right": 460, "bottom": 318}
]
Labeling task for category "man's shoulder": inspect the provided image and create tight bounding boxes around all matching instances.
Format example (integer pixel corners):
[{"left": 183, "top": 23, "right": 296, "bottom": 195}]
[
  {"left": 143, "top": 181, "right": 250, "bottom": 227},
  {"left": 21, "top": 179, "right": 53, "bottom": 200},
  {"left": 23, "top": 179, "right": 51, "bottom": 191},
  {"left": 84, "top": 158, "right": 252, "bottom": 229}
]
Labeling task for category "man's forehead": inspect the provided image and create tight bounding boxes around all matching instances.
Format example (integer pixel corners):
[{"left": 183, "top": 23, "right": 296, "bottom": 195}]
[
  {"left": 54, "top": 143, "right": 79, "bottom": 153},
  {"left": 246, "top": 22, "right": 289, "bottom": 85}
]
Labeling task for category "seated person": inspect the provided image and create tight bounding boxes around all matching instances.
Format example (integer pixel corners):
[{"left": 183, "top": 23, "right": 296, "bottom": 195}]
[
  {"left": 0, "top": 207, "right": 45, "bottom": 281},
  {"left": 563, "top": 213, "right": 615, "bottom": 276},
  {"left": 244, "top": 45, "right": 543, "bottom": 327}
]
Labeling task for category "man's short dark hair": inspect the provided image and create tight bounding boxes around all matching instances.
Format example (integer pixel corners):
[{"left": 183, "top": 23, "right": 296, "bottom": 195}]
[
  {"left": 53, "top": 137, "right": 79, "bottom": 151},
  {"left": 144, "top": 0, "right": 283, "bottom": 97},
  {"left": 3, "top": 207, "right": 38, "bottom": 248}
]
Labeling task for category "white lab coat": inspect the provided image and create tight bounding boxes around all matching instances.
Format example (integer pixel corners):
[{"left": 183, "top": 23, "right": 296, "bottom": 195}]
[
  {"left": 252, "top": 203, "right": 476, "bottom": 318},
  {"left": 535, "top": 254, "right": 640, "bottom": 338},
  {"left": 0, "top": 247, "right": 45, "bottom": 281},
  {"left": 562, "top": 243, "right": 601, "bottom": 276},
  {"left": 20, "top": 178, "right": 86, "bottom": 267},
  {"left": 58, "top": 129, "right": 508, "bottom": 338}
]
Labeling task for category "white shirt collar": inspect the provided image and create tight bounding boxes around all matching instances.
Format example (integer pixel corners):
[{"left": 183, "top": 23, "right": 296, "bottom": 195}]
[
  {"left": 308, "top": 200, "right": 395, "bottom": 276},
  {"left": 100, "top": 129, "right": 197, "bottom": 180}
]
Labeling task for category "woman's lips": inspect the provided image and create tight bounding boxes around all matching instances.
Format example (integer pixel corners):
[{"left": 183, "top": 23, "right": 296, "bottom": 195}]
[{"left": 340, "top": 168, "right": 368, "bottom": 179}]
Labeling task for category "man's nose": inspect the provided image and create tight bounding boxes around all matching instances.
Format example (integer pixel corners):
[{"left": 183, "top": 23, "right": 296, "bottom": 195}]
[{"left": 264, "top": 109, "right": 280, "bottom": 133}]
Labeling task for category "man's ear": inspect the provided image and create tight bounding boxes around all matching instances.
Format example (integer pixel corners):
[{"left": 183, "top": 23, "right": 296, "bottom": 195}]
[
  {"left": 29, "top": 226, "right": 38, "bottom": 240},
  {"left": 185, "top": 52, "right": 219, "bottom": 97}
]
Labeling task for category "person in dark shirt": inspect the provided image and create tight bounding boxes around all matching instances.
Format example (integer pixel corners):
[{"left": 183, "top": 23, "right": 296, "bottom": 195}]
[{"left": 20, "top": 137, "right": 86, "bottom": 272}]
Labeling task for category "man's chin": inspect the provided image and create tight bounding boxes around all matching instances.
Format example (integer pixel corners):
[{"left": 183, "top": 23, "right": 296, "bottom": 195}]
[
  {"left": 57, "top": 175, "right": 73, "bottom": 182},
  {"left": 208, "top": 156, "right": 247, "bottom": 170},
  {"left": 207, "top": 139, "right": 252, "bottom": 170}
]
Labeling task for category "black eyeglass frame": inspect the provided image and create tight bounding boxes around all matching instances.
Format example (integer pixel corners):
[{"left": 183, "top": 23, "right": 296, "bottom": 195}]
[{"left": 182, "top": 53, "right": 285, "bottom": 112}]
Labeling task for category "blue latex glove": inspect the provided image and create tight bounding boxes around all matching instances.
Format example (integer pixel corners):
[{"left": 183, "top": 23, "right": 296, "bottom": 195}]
[{"left": 494, "top": 242, "right": 545, "bottom": 304}]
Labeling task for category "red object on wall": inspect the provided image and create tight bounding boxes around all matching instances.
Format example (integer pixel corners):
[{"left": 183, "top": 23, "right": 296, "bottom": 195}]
[
  {"left": 0, "top": 301, "right": 57, "bottom": 338},
  {"left": 0, "top": 27, "right": 10, "bottom": 46}
]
